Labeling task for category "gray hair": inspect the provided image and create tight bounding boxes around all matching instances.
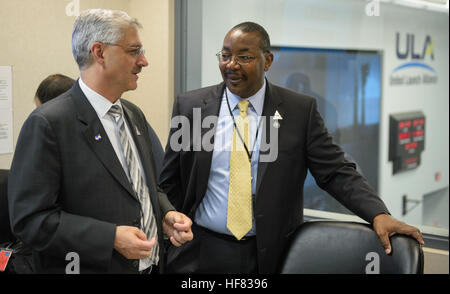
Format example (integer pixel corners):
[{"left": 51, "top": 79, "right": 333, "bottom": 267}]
[{"left": 72, "top": 9, "right": 142, "bottom": 70}]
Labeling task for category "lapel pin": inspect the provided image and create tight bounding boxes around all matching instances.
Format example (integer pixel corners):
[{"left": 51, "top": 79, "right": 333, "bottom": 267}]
[
  {"left": 135, "top": 126, "right": 141, "bottom": 136},
  {"left": 273, "top": 110, "right": 282, "bottom": 128},
  {"left": 274, "top": 110, "right": 283, "bottom": 120},
  {"left": 94, "top": 134, "right": 102, "bottom": 141}
]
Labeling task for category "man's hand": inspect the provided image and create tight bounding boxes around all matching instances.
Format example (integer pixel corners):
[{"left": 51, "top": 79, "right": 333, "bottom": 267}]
[
  {"left": 163, "top": 211, "right": 194, "bottom": 247},
  {"left": 372, "top": 214, "right": 424, "bottom": 254},
  {"left": 114, "top": 226, "right": 156, "bottom": 259}
]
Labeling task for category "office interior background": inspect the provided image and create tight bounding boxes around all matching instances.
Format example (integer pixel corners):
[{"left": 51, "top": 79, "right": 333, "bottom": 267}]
[{"left": 0, "top": 0, "right": 448, "bottom": 273}]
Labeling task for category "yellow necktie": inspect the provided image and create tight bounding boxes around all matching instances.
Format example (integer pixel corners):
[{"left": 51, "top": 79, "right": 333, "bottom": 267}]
[{"left": 227, "top": 100, "right": 252, "bottom": 240}]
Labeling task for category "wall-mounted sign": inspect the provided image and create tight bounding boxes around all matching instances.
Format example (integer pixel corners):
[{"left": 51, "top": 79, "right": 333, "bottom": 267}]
[
  {"left": 390, "top": 33, "right": 438, "bottom": 86},
  {"left": 0, "top": 66, "right": 13, "bottom": 155},
  {"left": 389, "top": 111, "right": 425, "bottom": 174}
]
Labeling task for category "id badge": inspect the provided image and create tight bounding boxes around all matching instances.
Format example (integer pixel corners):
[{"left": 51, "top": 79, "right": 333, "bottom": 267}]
[{"left": 0, "top": 249, "right": 13, "bottom": 272}]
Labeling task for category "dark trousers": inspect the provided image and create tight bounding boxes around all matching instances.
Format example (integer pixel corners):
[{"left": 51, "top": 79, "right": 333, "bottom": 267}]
[{"left": 166, "top": 224, "right": 258, "bottom": 274}]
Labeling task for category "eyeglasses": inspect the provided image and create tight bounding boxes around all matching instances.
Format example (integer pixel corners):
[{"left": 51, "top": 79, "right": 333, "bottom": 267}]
[
  {"left": 216, "top": 51, "right": 256, "bottom": 65},
  {"left": 102, "top": 42, "right": 146, "bottom": 57}
]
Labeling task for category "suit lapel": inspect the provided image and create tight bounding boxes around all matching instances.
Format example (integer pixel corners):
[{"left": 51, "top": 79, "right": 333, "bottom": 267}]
[
  {"left": 71, "top": 82, "right": 136, "bottom": 198},
  {"left": 256, "top": 81, "right": 282, "bottom": 197},
  {"left": 194, "top": 83, "right": 224, "bottom": 203}
]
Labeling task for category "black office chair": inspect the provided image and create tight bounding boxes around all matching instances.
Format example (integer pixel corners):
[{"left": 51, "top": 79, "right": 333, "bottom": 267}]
[{"left": 279, "top": 221, "right": 424, "bottom": 274}]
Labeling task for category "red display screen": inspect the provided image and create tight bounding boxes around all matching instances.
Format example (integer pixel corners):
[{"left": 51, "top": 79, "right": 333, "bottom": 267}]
[
  {"left": 413, "top": 119, "right": 425, "bottom": 126},
  {"left": 398, "top": 132, "right": 411, "bottom": 140},
  {"left": 404, "top": 157, "right": 418, "bottom": 164},
  {"left": 413, "top": 130, "right": 424, "bottom": 137},
  {"left": 404, "top": 142, "right": 418, "bottom": 150},
  {"left": 389, "top": 112, "right": 425, "bottom": 174},
  {"left": 398, "top": 121, "right": 411, "bottom": 129}
]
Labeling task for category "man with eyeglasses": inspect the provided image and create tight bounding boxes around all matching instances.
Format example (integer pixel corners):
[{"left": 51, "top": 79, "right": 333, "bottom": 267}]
[
  {"left": 160, "top": 22, "right": 424, "bottom": 274},
  {"left": 8, "top": 9, "right": 193, "bottom": 274}
]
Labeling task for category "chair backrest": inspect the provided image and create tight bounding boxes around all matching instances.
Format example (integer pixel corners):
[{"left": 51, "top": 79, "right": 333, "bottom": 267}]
[
  {"left": 279, "top": 221, "right": 424, "bottom": 274},
  {"left": 0, "top": 169, "right": 15, "bottom": 244}
]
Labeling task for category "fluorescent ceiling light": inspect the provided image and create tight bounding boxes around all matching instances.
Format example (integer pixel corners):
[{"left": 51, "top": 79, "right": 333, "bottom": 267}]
[{"left": 378, "top": 0, "right": 449, "bottom": 13}]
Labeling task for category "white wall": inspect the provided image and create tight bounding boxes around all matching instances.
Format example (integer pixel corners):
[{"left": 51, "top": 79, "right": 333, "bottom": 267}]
[{"left": 200, "top": 0, "right": 449, "bottom": 229}]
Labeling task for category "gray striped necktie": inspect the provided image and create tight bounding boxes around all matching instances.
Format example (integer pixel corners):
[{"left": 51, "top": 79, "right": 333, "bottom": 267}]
[{"left": 108, "top": 104, "right": 159, "bottom": 268}]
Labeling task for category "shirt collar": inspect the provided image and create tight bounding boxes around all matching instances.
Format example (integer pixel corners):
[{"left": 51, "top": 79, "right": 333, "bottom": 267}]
[
  {"left": 78, "top": 78, "right": 122, "bottom": 118},
  {"left": 226, "top": 79, "right": 266, "bottom": 116}
]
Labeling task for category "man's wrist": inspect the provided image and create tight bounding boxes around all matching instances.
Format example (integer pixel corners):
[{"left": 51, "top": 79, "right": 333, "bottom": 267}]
[{"left": 372, "top": 212, "right": 390, "bottom": 224}]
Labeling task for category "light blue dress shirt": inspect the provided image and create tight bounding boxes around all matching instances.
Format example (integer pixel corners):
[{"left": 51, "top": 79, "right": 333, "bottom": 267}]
[{"left": 195, "top": 80, "right": 266, "bottom": 236}]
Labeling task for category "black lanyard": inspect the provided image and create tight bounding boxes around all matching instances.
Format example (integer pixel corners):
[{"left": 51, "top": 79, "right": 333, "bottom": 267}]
[{"left": 225, "top": 89, "right": 262, "bottom": 163}]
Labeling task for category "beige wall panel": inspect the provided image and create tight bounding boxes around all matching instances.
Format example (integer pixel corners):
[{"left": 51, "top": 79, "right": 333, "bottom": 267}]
[
  {"left": 0, "top": 0, "right": 173, "bottom": 169},
  {"left": 127, "top": 0, "right": 174, "bottom": 147}
]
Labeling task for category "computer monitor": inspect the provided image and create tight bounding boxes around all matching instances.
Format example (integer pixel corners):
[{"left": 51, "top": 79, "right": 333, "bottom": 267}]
[{"left": 268, "top": 46, "right": 382, "bottom": 214}]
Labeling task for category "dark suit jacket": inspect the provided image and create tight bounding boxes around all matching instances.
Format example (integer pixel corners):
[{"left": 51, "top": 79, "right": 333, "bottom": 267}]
[
  {"left": 159, "top": 80, "right": 389, "bottom": 274},
  {"left": 146, "top": 123, "right": 164, "bottom": 178},
  {"left": 8, "top": 81, "right": 174, "bottom": 273}
]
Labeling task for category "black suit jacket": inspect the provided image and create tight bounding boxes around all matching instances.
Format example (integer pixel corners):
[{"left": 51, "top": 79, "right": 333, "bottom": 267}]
[
  {"left": 146, "top": 123, "right": 164, "bottom": 178},
  {"left": 160, "top": 81, "right": 389, "bottom": 273},
  {"left": 8, "top": 81, "right": 174, "bottom": 273}
]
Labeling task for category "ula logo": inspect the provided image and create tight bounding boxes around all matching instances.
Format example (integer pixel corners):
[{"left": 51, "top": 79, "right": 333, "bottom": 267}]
[
  {"left": 394, "top": 32, "right": 435, "bottom": 73},
  {"left": 390, "top": 32, "right": 438, "bottom": 86},
  {"left": 396, "top": 33, "right": 434, "bottom": 61}
]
